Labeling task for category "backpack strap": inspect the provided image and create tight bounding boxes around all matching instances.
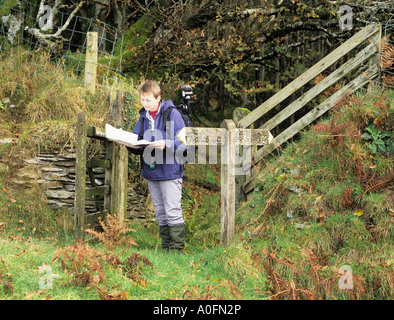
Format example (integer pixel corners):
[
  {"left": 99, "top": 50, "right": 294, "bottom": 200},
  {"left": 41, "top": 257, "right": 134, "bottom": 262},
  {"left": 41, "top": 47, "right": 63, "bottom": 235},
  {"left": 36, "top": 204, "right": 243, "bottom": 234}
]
[
  {"left": 139, "top": 117, "right": 145, "bottom": 139},
  {"left": 140, "top": 107, "right": 176, "bottom": 137},
  {"left": 161, "top": 106, "right": 175, "bottom": 132}
]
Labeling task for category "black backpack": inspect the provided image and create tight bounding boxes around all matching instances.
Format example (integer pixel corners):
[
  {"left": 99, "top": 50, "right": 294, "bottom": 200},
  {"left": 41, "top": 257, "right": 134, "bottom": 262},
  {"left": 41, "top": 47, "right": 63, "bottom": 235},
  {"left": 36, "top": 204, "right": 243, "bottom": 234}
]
[
  {"left": 161, "top": 105, "right": 193, "bottom": 133},
  {"left": 163, "top": 84, "right": 194, "bottom": 130}
]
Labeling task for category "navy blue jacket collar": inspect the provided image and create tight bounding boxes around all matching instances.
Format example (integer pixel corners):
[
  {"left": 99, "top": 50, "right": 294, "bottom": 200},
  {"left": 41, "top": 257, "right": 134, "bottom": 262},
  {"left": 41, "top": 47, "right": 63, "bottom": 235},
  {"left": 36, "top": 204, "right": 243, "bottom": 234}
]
[{"left": 138, "top": 100, "right": 175, "bottom": 117}]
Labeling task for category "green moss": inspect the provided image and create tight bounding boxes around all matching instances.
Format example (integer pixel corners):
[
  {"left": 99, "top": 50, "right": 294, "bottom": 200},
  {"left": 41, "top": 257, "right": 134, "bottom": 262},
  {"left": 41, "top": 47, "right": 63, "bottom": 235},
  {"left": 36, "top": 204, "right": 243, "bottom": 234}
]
[
  {"left": 0, "top": 0, "right": 17, "bottom": 17},
  {"left": 234, "top": 107, "right": 251, "bottom": 114},
  {"left": 115, "top": 14, "right": 157, "bottom": 75}
]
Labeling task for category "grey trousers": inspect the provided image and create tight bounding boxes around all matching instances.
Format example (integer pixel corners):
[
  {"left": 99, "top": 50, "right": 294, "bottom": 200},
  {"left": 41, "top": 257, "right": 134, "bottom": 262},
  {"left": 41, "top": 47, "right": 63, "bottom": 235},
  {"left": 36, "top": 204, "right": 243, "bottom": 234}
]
[{"left": 147, "top": 178, "right": 184, "bottom": 227}]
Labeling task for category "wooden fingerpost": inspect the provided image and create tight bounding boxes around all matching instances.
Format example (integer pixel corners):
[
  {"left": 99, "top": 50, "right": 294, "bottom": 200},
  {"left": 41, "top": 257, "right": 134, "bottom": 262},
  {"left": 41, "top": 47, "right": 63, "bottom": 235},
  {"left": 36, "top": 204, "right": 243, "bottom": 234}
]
[
  {"left": 84, "top": 31, "right": 98, "bottom": 93},
  {"left": 233, "top": 108, "right": 255, "bottom": 205},
  {"left": 220, "top": 120, "right": 236, "bottom": 245},
  {"left": 177, "top": 123, "right": 273, "bottom": 245},
  {"left": 74, "top": 112, "right": 87, "bottom": 240}
]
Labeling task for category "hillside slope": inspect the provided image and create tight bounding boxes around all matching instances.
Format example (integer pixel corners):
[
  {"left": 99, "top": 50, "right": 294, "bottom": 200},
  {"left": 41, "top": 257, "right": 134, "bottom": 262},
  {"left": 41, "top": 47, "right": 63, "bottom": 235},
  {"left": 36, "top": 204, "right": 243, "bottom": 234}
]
[{"left": 235, "top": 89, "right": 393, "bottom": 299}]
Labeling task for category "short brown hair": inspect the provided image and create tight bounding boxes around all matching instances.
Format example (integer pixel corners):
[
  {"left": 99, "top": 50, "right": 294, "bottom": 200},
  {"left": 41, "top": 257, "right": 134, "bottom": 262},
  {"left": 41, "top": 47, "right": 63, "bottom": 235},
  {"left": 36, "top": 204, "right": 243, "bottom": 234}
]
[{"left": 138, "top": 80, "right": 161, "bottom": 99}]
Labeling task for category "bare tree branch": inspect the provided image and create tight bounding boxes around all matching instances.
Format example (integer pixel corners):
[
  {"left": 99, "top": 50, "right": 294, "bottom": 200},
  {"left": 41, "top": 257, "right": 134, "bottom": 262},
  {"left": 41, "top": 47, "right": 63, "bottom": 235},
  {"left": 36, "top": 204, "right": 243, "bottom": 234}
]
[{"left": 26, "top": 0, "right": 85, "bottom": 50}]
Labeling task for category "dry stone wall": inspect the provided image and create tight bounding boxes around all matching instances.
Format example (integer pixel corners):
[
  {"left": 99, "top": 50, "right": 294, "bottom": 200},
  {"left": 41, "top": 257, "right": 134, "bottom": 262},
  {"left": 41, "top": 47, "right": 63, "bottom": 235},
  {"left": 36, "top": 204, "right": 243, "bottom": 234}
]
[{"left": 10, "top": 146, "right": 148, "bottom": 221}]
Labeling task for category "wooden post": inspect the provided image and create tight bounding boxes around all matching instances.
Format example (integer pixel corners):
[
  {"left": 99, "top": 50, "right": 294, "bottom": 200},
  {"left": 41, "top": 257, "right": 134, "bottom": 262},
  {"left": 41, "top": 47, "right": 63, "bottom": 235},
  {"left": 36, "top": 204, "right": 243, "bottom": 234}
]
[
  {"left": 74, "top": 112, "right": 87, "bottom": 240},
  {"left": 233, "top": 108, "right": 246, "bottom": 207},
  {"left": 367, "top": 23, "right": 382, "bottom": 91},
  {"left": 108, "top": 92, "right": 128, "bottom": 221},
  {"left": 84, "top": 32, "right": 98, "bottom": 94},
  {"left": 220, "top": 120, "right": 236, "bottom": 245},
  {"left": 233, "top": 108, "right": 257, "bottom": 206},
  {"left": 104, "top": 138, "right": 114, "bottom": 214}
]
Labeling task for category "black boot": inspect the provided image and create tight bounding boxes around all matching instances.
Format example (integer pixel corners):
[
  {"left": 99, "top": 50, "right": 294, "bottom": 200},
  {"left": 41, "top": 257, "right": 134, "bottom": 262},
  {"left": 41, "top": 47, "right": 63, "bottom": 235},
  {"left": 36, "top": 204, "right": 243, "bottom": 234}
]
[
  {"left": 169, "top": 223, "right": 185, "bottom": 252},
  {"left": 159, "top": 225, "right": 171, "bottom": 252}
]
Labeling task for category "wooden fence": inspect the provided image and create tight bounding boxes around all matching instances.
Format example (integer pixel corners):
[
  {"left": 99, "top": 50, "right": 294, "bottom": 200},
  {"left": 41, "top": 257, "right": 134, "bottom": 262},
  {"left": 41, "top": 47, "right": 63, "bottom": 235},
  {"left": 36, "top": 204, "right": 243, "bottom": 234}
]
[
  {"left": 74, "top": 93, "right": 128, "bottom": 240},
  {"left": 237, "top": 23, "right": 382, "bottom": 195}
]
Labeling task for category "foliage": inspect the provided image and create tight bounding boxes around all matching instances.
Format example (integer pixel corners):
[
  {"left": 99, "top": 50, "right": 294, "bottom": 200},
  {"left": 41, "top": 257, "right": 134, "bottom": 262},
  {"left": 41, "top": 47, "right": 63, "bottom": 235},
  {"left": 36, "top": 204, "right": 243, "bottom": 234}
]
[
  {"left": 86, "top": 212, "right": 138, "bottom": 250},
  {"left": 53, "top": 241, "right": 107, "bottom": 287},
  {"left": 1, "top": 15, "right": 394, "bottom": 299},
  {"left": 122, "top": 252, "right": 153, "bottom": 283},
  {"left": 0, "top": 48, "right": 112, "bottom": 155},
  {"left": 53, "top": 230, "right": 153, "bottom": 297},
  {"left": 118, "top": 0, "right": 392, "bottom": 119},
  {"left": 182, "top": 165, "right": 221, "bottom": 248},
  {"left": 235, "top": 89, "right": 393, "bottom": 300},
  {"left": 0, "top": 0, "right": 17, "bottom": 17},
  {"left": 361, "top": 124, "right": 392, "bottom": 155}
]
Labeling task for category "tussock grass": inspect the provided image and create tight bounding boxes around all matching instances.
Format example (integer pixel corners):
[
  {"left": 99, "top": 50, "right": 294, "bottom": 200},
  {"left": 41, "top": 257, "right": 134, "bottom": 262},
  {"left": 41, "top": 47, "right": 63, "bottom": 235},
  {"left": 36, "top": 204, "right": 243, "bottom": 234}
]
[{"left": 0, "top": 49, "right": 140, "bottom": 156}]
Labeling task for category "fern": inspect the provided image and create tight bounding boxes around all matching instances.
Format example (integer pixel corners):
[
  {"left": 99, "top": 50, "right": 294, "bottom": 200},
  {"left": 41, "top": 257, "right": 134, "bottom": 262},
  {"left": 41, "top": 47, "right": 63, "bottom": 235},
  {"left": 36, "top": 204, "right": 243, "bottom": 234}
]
[
  {"left": 341, "top": 187, "right": 355, "bottom": 210},
  {"left": 0, "top": 258, "right": 13, "bottom": 296},
  {"left": 364, "top": 172, "right": 394, "bottom": 194},
  {"left": 380, "top": 35, "right": 394, "bottom": 71},
  {"left": 53, "top": 241, "right": 106, "bottom": 287},
  {"left": 122, "top": 252, "right": 153, "bottom": 283},
  {"left": 90, "top": 284, "right": 128, "bottom": 300},
  {"left": 86, "top": 212, "right": 138, "bottom": 250}
]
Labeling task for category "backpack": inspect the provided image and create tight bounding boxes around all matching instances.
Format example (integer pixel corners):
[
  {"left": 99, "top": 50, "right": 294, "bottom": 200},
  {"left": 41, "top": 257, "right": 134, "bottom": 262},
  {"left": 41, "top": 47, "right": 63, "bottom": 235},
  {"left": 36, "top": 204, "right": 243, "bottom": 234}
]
[
  {"left": 162, "top": 104, "right": 193, "bottom": 133},
  {"left": 162, "top": 84, "right": 194, "bottom": 130}
]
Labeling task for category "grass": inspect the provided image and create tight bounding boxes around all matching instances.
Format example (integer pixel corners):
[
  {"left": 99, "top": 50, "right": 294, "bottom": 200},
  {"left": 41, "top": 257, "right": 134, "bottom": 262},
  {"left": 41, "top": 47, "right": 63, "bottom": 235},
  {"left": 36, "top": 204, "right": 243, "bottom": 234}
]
[
  {"left": 0, "top": 232, "right": 258, "bottom": 300},
  {"left": 234, "top": 89, "right": 393, "bottom": 300}
]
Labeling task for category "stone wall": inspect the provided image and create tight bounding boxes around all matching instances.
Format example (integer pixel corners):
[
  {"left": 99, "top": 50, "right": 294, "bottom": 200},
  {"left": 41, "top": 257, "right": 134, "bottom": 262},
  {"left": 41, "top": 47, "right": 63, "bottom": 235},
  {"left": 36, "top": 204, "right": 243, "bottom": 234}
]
[{"left": 10, "top": 146, "right": 149, "bottom": 221}]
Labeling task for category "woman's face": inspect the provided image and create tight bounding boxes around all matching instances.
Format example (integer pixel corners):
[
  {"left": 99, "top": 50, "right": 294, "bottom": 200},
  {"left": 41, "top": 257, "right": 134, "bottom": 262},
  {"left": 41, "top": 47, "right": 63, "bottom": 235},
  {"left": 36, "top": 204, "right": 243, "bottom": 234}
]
[{"left": 140, "top": 92, "right": 160, "bottom": 112}]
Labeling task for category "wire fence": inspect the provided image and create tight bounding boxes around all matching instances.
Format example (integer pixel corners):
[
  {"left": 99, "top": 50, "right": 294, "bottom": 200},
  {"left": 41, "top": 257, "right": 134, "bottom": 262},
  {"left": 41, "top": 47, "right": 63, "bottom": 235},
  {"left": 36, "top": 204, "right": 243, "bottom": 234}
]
[
  {"left": 1, "top": 1, "right": 394, "bottom": 95},
  {"left": 0, "top": 0, "right": 123, "bottom": 93},
  {"left": 363, "top": 5, "right": 394, "bottom": 91}
]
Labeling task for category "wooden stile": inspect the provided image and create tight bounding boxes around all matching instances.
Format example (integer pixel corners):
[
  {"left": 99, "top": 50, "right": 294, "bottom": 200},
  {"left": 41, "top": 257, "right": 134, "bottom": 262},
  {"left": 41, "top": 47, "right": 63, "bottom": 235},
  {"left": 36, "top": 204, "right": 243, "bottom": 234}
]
[
  {"left": 74, "top": 92, "right": 128, "bottom": 239},
  {"left": 178, "top": 122, "right": 273, "bottom": 245}
]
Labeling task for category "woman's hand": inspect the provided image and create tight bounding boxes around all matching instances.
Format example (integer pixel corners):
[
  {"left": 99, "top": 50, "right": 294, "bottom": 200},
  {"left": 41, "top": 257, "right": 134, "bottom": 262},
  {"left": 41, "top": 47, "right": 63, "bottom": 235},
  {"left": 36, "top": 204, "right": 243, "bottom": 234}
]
[
  {"left": 150, "top": 140, "right": 165, "bottom": 150},
  {"left": 118, "top": 142, "right": 140, "bottom": 149}
]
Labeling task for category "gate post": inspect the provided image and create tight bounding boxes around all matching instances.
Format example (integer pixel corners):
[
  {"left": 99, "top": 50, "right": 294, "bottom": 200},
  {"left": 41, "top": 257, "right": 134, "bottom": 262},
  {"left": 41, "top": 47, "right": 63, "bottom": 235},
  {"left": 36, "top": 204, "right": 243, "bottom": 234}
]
[
  {"left": 108, "top": 91, "right": 128, "bottom": 222},
  {"left": 74, "top": 112, "right": 87, "bottom": 240},
  {"left": 220, "top": 120, "right": 236, "bottom": 245}
]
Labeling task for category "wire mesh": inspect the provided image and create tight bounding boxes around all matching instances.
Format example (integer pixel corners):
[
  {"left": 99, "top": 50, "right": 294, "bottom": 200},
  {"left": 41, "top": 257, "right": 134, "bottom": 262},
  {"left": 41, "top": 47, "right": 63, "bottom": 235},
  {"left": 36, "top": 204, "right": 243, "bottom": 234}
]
[
  {"left": 0, "top": 0, "right": 123, "bottom": 93},
  {"left": 1, "top": 1, "right": 393, "bottom": 94},
  {"left": 363, "top": 4, "right": 394, "bottom": 91}
]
